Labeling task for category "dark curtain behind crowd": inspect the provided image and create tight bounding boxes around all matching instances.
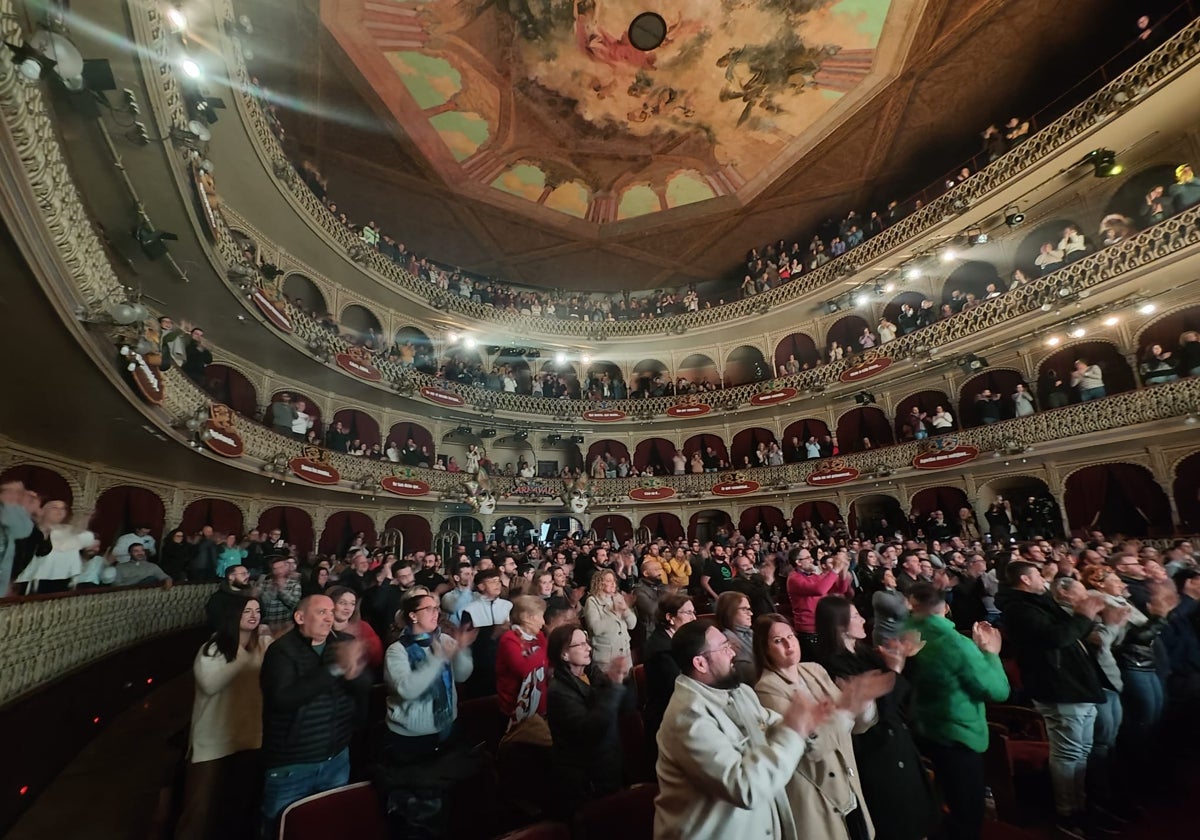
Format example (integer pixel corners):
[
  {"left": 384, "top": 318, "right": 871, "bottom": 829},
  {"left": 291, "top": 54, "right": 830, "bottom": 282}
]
[
  {"left": 257, "top": 506, "right": 315, "bottom": 557},
  {"left": 180, "top": 498, "right": 244, "bottom": 537},
  {"left": 1064, "top": 464, "right": 1173, "bottom": 537},
  {"left": 0, "top": 464, "right": 73, "bottom": 506},
  {"left": 89, "top": 485, "right": 165, "bottom": 549}
]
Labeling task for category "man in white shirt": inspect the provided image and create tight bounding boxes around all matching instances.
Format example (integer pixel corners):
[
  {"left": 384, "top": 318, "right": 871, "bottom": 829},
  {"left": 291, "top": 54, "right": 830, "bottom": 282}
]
[
  {"left": 461, "top": 569, "right": 514, "bottom": 698},
  {"left": 440, "top": 560, "right": 478, "bottom": 625},
  {"left": 290, "top": 400, "right": 314, "bottom": 438},
  {"left": 112, "top": 526, "right": 156, "bottom": 563}
]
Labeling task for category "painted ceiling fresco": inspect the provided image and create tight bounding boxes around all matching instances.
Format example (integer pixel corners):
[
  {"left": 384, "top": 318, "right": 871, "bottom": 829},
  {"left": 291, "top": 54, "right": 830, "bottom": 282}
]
[{"left": 323, "top": 0, "right": 901, "bottom": 223}]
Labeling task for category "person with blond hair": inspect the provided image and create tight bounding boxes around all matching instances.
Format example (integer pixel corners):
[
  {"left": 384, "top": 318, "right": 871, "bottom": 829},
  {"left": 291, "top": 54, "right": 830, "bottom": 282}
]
[{"left": 581, "top": 568, "right": 637, "bottom": 669}]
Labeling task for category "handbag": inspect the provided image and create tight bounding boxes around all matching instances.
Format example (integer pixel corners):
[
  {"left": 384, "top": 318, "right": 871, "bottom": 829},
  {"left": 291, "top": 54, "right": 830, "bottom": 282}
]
[{"left": 501, "top": 712, "right": 553, "bottom": 748}]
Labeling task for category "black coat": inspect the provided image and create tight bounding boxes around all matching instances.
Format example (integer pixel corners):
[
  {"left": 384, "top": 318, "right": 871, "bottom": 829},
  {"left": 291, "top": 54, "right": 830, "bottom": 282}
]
[
  {"left": 641, "top": 627, "right": 679, "bottom": 746},
  {"left": 996, "top": 588, "right": 1103, "bottom": 704},
  {"left": 724, "top": 575, "right": 775, "bottom": 618},
  {"left": 823, "top": 649, "right": 937, "bottom": 840},
  {"left": 546, "top": 664, "right": 633, "bottom": 816},
  {"left": 260, "top": 628, "right": 371, "bottom": 767}
]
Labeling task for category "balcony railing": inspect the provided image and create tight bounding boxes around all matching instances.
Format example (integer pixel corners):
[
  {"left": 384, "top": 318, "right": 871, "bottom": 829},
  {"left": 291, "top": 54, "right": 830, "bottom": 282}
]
[{"left": 207, "top": 0, "right": 1200, "bottom": 337}]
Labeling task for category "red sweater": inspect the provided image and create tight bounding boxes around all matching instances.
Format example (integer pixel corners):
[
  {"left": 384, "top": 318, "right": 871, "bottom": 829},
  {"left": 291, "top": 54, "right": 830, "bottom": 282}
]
[
  {"left": 495, "top": 629, "right": 548, "bottom": 720},
  {"left": 787, "top": 570, "right": 851, "bottom": 633}
]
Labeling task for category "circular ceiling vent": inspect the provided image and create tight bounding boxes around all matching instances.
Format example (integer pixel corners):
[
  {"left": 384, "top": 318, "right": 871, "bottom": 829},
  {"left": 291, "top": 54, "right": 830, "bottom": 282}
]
[{"left": 628, "top": 12, "right": 667, "bottom": 52}]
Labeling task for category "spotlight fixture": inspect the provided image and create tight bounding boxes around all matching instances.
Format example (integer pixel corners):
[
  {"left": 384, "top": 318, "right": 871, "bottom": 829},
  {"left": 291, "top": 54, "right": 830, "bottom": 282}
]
[
  {"left": 180, "top": 57, "right": 202, "bottom": 79},
  {"left": 825, "top": 300, "right": 840, "bottom": 314},
  {"left": 1004, "top": 206, "right": 1025, "bottom": 227},
  {"left": 853, "top": 391, "right": 876, "bottom": 406},
  {"left": 904, "top": 265, "right": 921, "bottom": 280},
  {"left": 463, "top": 337, "right": 477, "bottom": 349},
  {"left": 166, "top": 7, "right": 188, "bottom": 32},
  {"left": 447, "top": 331, "right": 459, "bottom": 343},
  {"left": 854, "top": 293, "right": 869, "bottom": 307},
  {"left": 554, "top": 352, "right": 567, "bottom": 365},
  {"left": 957, "top": 353, "right": 989, "bottom": 374},
  {"left": 1081, "top": 148, "right": 1123, "bottom": 178},
  {"left": 515, "top": 430, "right": 529, "bottom": 441},
  {"left": 4, "top": 40, "right": 56, "bottom": 81},
  {"left": 1069, "top": 327, "right": 1086, "bottom": 339},
  {"left": 883, "top": 282, "right": 895, "bottom": 293},
  {"left": 454, "top": 424, "right": 473, "bottom": 435},
  {"left": 569, "top": 435, "right": 585, "bottom": 444},
  {"left": 1138, "top": 302, "right": 1157, "bottom": 315},
  {"left": 1045, "top": 336, "right": 1060, "bottom": 347},
  {"left": 547, "top": 433, "right": 563, "bottom": 443},
  {"left": 479, "top": 428, "right": 497, "bottom": 438},
  {"left": 1103, "top": 316, "right": 1119, "bottom": 327},
  {"left": 965, "top": 226, "right": 987, "bottom": 246},
  {"left": 941, "top": 248, "right": 957, "bottom": 263},
  {"left": 581, "top": 355, "right": 591, "bottom": 365}
]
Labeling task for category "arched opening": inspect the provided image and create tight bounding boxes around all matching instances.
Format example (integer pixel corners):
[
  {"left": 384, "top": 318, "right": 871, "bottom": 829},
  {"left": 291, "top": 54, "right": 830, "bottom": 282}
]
[
  {"left": 836, "top": 407, "right": 894, "bottom": 453},
  {"left": 339, "top": 303, "right": 383, "bottom": 347},
  {"left": 542, "top": 516, "right": 583, "bottom": 543},
  {"left": 848, "top": 494, "right": 905, "bottom": 540},
  {"left": 1136, "top": 305, "right": 1200, "bottom": 379},
  {"left": 724, "top": 345, "right": 771, "bottom": 387},
  {"left": 443, "top": 345, "right": 484, "bottom": 387},
  {"left": 894, "top": 389, "right": 954, "bottom": 441},
  {"left": 1015, "top": 218, "right": 1091, "bottom": 277},
  {"left": 682, "top": 434, "right": 729, "bottom": 470},
  {"left": 591, "top": 515, "right": 633, "bottom": 546},
  {"left": 1173, "top": 452, "right": 1200, "bottom": 533},
  {"left": 542, "top": 437, "right": 584, "bottom": 476},
  {"left": 631, "top": 358, "right": 671, "bottom": 397},
  {"left": 331, "top": 408, "right": 381, "bottom": 452},
  {"left": 910, "top": 486, "right": 970, "bottom": 520},
  {"left": 267, "top": 390, "right": 323, "bottom": 438},
  {"left": 282, "top": 274, "right": 327, "bottom": 316},
  {"left": 1064, "top": 463, "right": 1173, "bottom": 538},
  {"left": 538, "top": 359, "right": 580, "bottom": 399},
  {"left": 480, "top": 433, "right": 535, "bottom": 477},
  {"left": 730, "top": 427, "right": 779, "bottom": 469},
  {"left": 583, "top": 360, "right": 625, "bottom": 399},
  {"left": 179, "top": 498, "right": 244, "bottom": 537},
  {"left": 199, "top": 364, "right": 259, "bottom": 419},
  {"left": 773, "top": 333, "right": 821, "bottom": 376},
  {"left": 958, "top": 369, "right": 1031, "bottom": 427},
  {"left": 633, "top": 437, "right": 678, "bottom": 475},
  {"left": 491, "top": 348, "right": 533, "bottom": 396},
  {"left": 386, "top": 421, "right": 436, "bottom": 466},
  {"left": 824, "top": 315, "right": 871, "bottom": 361},
  {"left": 738, "top": 505, "right": 786, "bottom": 539},
  {"left": 688, "top": 509, "right": 733, "bottom": 543},
  {"left": 782, "top": 419, "right": 831, "bottom": 461},
  {"left": 977, "top": 476, "right": 1062, "bottom": 540},
  {"left": 791, "top": 501, "right": 842, "bottom": 533},
  {"left": 441, "top": 516, "right": 485, "bottom": 545},
  {"left": 586, "top": 440, "right": 631, "bottom": 472},
  {"left": 1103, "top": 163, "right": 1181, "bottom": 226},
  {"left": 882, "top": 290, "right": 927, "bottom": 325},
  {"left": 319, "top": 511, "right": 378, "bottom": 558},
  {"left": 90, "top": 486, "right": 165, "bottom": 550},
  {"left": 677, "top": 354, "right": 721, "bottom": 390},
  {"left": 393, "top": 326, "right": 435, "bottom": 373},
  {"left": 1037, "top": 340, "right": 1137, "bottom": 405},
  {"left": 942, "top": 260, "right": 1004, "bottom": 306},
  {"left": 0, "top": 464, "right": 73, "bottom": 506},
  {"left": 492, "top": 516, "right": 535, "bottom": 547},
  {"left": 257, "top": 506, "right": 315, "bottom": 557},
  {"left": 640, "top": 512, "right": 684, "bottom": 542},
  {"left": 385, "top": 514, "right": 433, "bottom": 554}
]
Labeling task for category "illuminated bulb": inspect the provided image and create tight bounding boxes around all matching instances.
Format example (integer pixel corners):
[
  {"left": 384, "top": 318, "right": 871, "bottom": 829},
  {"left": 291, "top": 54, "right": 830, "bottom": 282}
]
[
  {"left": 854, "top": 294, "right": 869, "bottom": 307},
  {"left": 1045, "top": 336, "right": 1060, "bottom": 347},
  {"left": 883, "top": 283, "right": 895, "bottom": 293},
  {"left": 446, "top": 331, "right": 459, "bottom": 343},
  {"left": 463, "top": 337, "right": 477, "bottom": 349},
  {"left": 581, "top": 355, "right": 591, "bottom": 365},
  {"left": 941, "top": 249, "right": 957, "bottom": 263},
  {"left": 1138, "top": 303, "right": 1156, "bottom": 315},
  {"left": 180, "top": 58, "right": 202, "bottom": 79},
  {"left": 555, "top": 352, "right": 567, "bottom": 365},
  {"left": 166, "top": 7, "right": 187, "bottom": 31},
  {"left": 1069, "top": 327, "right": 1086, "bottom": 338},
  {"left": 1103, "top": 316, "right": 1119, "bottom": 326},
  {"left": 905, "top": 267, "right": 921, "bottom": 280}
]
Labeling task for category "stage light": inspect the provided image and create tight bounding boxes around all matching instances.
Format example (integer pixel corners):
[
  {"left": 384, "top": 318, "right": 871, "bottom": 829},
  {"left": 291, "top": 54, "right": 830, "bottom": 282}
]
[
  {"left": 463, "top": 336, "right": 477, "bottom": 349},
  {"left": 854, "top": 294, "right": 869, "bottom": 307},
  {"left": 1069, "top": 327, "right": 1086, "bottom": 338},
  {"left": 1138, "top": 302, "right": 1156, "bottom": 315},
  {"left": 1103, "top": 316, "right": 1119, "bottom": 326},
  {"left": 1085, "top": 148, "right": 1122, "bottom": 178},
  {"left": 180, "top": 58, "right": 202, "bottom": 79},
  {"left": 1045, "top": 336, "right": 1060, "bottom": 346},
  {"left": 941, "top": 248, "right": 957, "bottom": 263},
  {"left": 1004, "top": 206, "right": 1025, "bottom": 227},
  {"left": 555, "top": 352, "right": 566, "bottom": 364},
  {"left": 166, "top": 7, "right": 187, "bottom": 32}
]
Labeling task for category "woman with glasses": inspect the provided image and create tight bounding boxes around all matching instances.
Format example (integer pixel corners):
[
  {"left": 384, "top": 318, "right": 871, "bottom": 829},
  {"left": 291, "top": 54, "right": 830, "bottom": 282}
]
[
  {"left": 753, "top": 613, "right": 893, "bottom": 840},
  {"left": 325, "top": 585, "right": 383, "bottom": 673},
  {"left": 716, "top": 591, "right": 757, "bottom": 684},
  {"left": 581, "top": 568, "right": 637, "bottom": 670},
  {"left": 815, "top": 597, "right": 936, "bottom": 840},
  {"left": 643, "top": 593, "right": 697, "bottom": 756}
]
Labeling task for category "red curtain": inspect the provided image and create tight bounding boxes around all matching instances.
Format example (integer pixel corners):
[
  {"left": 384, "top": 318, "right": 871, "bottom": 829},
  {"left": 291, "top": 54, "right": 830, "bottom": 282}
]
[
  {"left": 676, "top": 355, "right": 719, "bottom": 386},
  {"left": 640, "top": 512, "right": 683, "bottom": 542},
  {"left": 257, "top": 506, "right": 315, "bottom": 557},
  {"left": 683, "top": 434, "right": 728, "bottom": 464},
  {"left": 782, "top": 419, "right": 830, "bottom": 455},
  {"left": 730, "top": 428, "right": 779, "bottom": 466},
  {"left": 774, "top": 333, "right": 821, "bottom": 371},
  {"left": 848, "top": 495, "right": 904, "bottom": 538},
  {"left": 333, "top": 410, "right": 381, "bottom": 449},
  {"left": 180, "top": 498, "right": 244, "bottom": 536},
  {"left": 738, "top": 506, "right": 786, "bottom": 537},
  {"left": 387, "top": 422, "right": 435, "bottom": 460},
  {"left": 633, "top": 438, "right": 677, "bottom": 473},
  {"left": 0, "top": 464, "right": 73, "bottom": 506},
  {"left": 792, "top": 501, "right": 842, "bottom": 529},
  {"left": 688, "top": 510, "right": 733, "bottom": 541},
  {"left": 910, "top": 486, "right": 970, "bottom": 518},
  {"left": 319, "top": 511, "right": 378, "bottom": 557},
  {"left": 1138, "top": 307, "right": 1200, "bottom": 358},
  {"left": 90, "top": 486, "right": 165, "bottom": 550},
  {"left": 201, "top": 364, "right": 259, "bottom": 419},
  {"left": 1173, "top": 452, "right": 1200, "bottom": 534},
  {"left": 1065, "top": 464, "right": 1173, "bottom": 537},
  {"left": 724, "top": 346, "right": 769, "bottom": 387},
  {"left": 1037, "top": 341, "right": 1137, "bottom": 403},
  {"left": 586, "top": 439, "right": 631, "bottom": 465},
  {"left": 268, "top": 391, "right": 323, "bottom": 437},
  {"left": 958, "top": 369, "right": 1028, "bottom": 427},
  {"left": 384, "top": 514, "right": 432, "bottom": 553},
  {"left": 894, "top": 390, "right": 953, "bottom": 438},
  {"left": 837, "top": 407, "right": 894, "bottom": 453},
  {"left": 882, "top": 291, "right": 926, "bottom": 324},
  {"left": 592, "top": 515, "right": 633, "bottom": 545},
  {"left": 825, "top": 315, "right": 871, "bottom": 357},
  {"left": 942, "top": 260, "right": 1003, "bottom": 301}
]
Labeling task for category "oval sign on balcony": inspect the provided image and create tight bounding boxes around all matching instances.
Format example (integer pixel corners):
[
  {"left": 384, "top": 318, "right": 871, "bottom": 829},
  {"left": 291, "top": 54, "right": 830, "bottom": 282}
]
[
  {"left": 749, "top": 388, "right": 797, "bottom": 407},
  {"left": 806, "top": 466, "right": 859, "bottom": 487},
  {"left": 666, "top": 403, "right": 712, "bottom": 418},
  {"left": 289, "top": 457, "right": 341, "bottom": 485},
  {"left": 201, "top": 420, "right": 244, "bottom": 458},
  {"left": 839, "top": 354, "right": 893, "bottom": 383},
  {"left": 251, "top": 290, "right": 293, "bottom": 333},
  {"left": 582, "top": 409, "right": 626, "bottom": 422},
  {"left": 336, "top": 352, "right": 382, "bottom": 382},
  {"left": 712, "top": 480, "right": 761, "bottom": 496},
  {"left": 629, "top": 487, "right": 676, "bottom": 502},
  {"left": 420, "top": 386, "right": 465, "bottom": 407},
  {"left": 128, "top": 351, "right": 164, "bottom": 405},
  {"left": 912, "top": 445, "right": 979, "bottom": 470},
  {"left": 381, "top": 476, "right": 431, "bottom": 497}
]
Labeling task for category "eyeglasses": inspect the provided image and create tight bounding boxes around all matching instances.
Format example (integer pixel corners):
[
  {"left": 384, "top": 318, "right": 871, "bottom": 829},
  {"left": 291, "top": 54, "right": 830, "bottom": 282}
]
[
  {"left": 676, "top": 607, "right": 697, "bottom": 616},
  {"left": 701, "top": 641, "right": 735, "bottom": 658},
  {"left": 736, "top": 606, "right": 753, "bottom": 613},
  {"left": 412, "top": 605, "right": 439, "bottom": 613}
]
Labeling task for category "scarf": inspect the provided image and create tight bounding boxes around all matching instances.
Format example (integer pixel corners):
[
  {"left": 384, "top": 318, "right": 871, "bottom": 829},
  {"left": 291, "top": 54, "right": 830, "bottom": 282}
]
[{"left": 399, "top": 629, "right": 454, "bottom": 735}]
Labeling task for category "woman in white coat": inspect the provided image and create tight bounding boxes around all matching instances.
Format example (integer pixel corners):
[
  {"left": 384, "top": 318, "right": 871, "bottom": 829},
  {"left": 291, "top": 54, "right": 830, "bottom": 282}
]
[
  {"left": 580, "top": 568, "right": 636, "bottom": 670},
  {"left": 16, "top": 499, "right": 92, "bottom": 594}
]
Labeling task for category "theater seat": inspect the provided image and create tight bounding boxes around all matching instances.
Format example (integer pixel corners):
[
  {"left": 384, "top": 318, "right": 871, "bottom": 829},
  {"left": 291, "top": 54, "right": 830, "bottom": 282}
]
[
  {"left": 633, "top": 664, "right": 647, "bottom": 710},
  {"left": 278, "top": 781, "right": 386, "bottom": 840},
  {"left": 495, "top": 821, "right": 571, "bottom": 840},
  {"left": 572, "top": 783, "right": 658, "bottom": 840},
  {"left": 618, "top": 710, "right": 653, "bottom": 783},
  {"left": 458, "top": 694, "right": 508, "bottom": 755}
]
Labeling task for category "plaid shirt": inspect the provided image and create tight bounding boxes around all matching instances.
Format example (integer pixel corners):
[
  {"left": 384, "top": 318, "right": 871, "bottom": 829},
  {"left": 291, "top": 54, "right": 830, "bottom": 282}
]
[{"left": 261, "top": 576, "right": 302, "bottom": 626}]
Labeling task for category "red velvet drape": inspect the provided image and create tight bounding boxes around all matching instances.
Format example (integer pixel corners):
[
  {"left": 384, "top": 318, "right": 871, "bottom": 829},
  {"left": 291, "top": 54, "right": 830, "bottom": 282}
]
[
  {"left": 730, "top": 428, "right": 779, "bottom": 466},
  {"left": 586, "top": 440, "right": 631, "bottom": 465},
  {"left": 837, "top": 407, "right": 894, "bottom": 453},
  {"left": 591, "top": 515, "right": 634, "bottom": 545},
  {"left": 387, "top": 422, "right": 435, "bottom": 460},
  {"left": 683, "top": 434, "right": 729, "bottom": 464},
  {"left": 268, "top": 391, "right": 323, "bottom": 437},
  {"left": 319, "top": 511, "right": 378, "bottom": 557},
  {"left": 1173, "top": 452, "right": 1200, "bottom": 534},
  {"left": 738, "top": 506, "right": 786, "bottom": 537},
  {"left": 774, "top": 332, "right": 821, "bottom": 371},
  {"left": 384, "top": 514, "right": 433, "bottom": 554},
  {"left": 1065, "top": 464, "right": 1173, "bottom": 537},
  {"left": 257, "top": 506, "right": 314, "bottom": 557},
  {"left": 0, "top": 464, "right": 73, "bottom": 506},
  {"left": 333, "top": 410, "right": 381, "bottom": 449},
  {"left": 90, "top": 486, "right": 165, "bottom": 550},
  {"left": 958, "top": 369, "right": 1028, "bottom": 427},
  {"left": 640, "top": 512, "right": 684, "bottom": 541},
  {"left": 633, "top": 438, "right": 677, "bottom": 473},
  {"left": 792, "top": 501, "right": 842, "bottom": 529},
  {"left": 688, "top": 510, "right": 733, "bottom": 541},
  {"left": 910, "top": 487, "right": 970, "bottom": 518},
  {"left": 179, "top": 498, "right": 244, "bottom": 537},
  {"left": 201, "top": 364, "right": 259, "bottom": 419},
  {"left": 894, "top": 390, "right": 953, "bottom": 438}
]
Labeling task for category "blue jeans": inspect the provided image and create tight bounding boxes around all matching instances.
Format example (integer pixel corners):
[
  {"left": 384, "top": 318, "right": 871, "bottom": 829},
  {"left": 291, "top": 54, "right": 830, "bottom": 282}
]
[
  {"left": 1033, "top": 701, "right": 1097, "bottom": 817},
  {"left": 260, "top": 747, "right": 350, "bottom": 824},
  {"left": 1119, "top": 668, "right": 1165, "bottom": 786},
  {"left": 1088, "top": 689, "right": 1122, "bottom": 802},
  {"left": 1080, "top": 386, "right": 1106, "bottom": 402}
]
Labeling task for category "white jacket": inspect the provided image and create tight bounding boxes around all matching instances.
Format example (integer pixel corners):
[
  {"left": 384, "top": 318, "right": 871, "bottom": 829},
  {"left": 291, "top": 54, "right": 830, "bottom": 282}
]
[{"left": 655, "top": 676, "right": 806, "bottom": 840}]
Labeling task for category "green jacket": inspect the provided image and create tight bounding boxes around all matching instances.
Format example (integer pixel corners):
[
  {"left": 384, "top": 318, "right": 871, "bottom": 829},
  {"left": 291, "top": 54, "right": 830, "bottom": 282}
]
[{"left": 905, "top": 613, "right": 1009, "bottom": 753}]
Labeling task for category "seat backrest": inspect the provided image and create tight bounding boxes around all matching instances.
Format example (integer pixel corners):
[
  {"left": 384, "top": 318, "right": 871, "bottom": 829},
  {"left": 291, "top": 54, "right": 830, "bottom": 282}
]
[
  {"left": 572, "top": 783, "right": 658, "bottom": 840},
  {"left": 495, "top": 820, "right": 571, "bottom": 840},
  {"left": 278, "top": 781, "right": 386, "bottom": 840},
  {"left": 457, "top": 694, "right": 508, "bottom": 755},
  {"left": 633, "top": 663, "right": 647, "bottom": 709}
]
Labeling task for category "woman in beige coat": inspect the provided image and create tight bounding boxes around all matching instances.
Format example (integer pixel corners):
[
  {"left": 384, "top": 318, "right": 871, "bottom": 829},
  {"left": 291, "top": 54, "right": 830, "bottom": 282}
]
[
  {"left": 580, "top": 568, "right": 636, "bottom": 669},
  {"left": 753, "top": 613, "right": 893, "bottom": 840}
]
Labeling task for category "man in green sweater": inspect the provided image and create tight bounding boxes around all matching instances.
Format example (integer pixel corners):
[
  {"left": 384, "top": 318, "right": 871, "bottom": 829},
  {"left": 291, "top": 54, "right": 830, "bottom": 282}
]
[{"left": 905, "top": 582, "right": 1010, "bottom": 840}]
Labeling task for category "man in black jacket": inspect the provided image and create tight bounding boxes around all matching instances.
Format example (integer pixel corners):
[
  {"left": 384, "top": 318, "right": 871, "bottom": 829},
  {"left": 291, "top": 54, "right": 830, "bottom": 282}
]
[
  {"left": 259, "top": 594, "right": 371, "bottom": 829},
  {"left": 999, "top": 561, "right": 1105, "bottom": 839}
]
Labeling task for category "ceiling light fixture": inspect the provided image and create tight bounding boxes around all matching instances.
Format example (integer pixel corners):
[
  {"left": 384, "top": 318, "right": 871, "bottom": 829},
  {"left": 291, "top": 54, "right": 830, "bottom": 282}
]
[
  {"left": 1138, "top": 302, "right": 1156, "bottom": 315},
  {"left": 1082, "top": 148, "right": 1123, "bottom": 178},
  {"left": 941, "top": 248, "right": 957, "bottom": 263},
  {"left": 180, "top": 57, "right": 202, "bottom": 79},
  {"left": 627, "top": 12, "right": 667, "bottom": 52},
  {"left": 463, "top": 336, "right": 477, "bottom": 349},
  {"left": 1103, "top": 316, "right": 1119, "bottom": 327},
  {"left": 166, "top": 7, "right": 188, "bottom": 32},
  {"left": 1004, "top": 206, "right": 1025, "bottom": 227},
  {"left": 555, "top": 351, "right": 566, "bottom": 364},
  {"left": 1069, "top": 327, "right": 1086, "bottom": 338},
  {"left": 1045, "top": 336, "right": 1060, "bottom": 346}
]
